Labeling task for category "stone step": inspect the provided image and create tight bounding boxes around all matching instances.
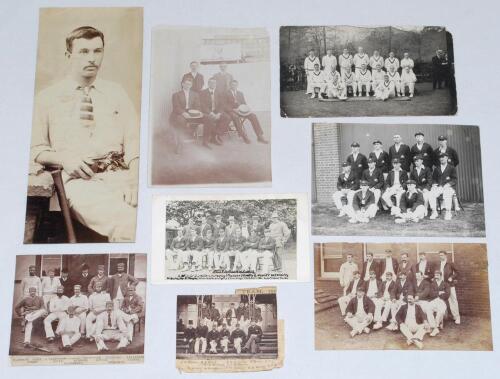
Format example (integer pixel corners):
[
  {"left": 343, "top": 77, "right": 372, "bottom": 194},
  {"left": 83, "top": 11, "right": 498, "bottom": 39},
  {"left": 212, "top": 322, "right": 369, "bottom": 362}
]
[{"left": 314, "top": 300, "right": 338, "bottom": 313}]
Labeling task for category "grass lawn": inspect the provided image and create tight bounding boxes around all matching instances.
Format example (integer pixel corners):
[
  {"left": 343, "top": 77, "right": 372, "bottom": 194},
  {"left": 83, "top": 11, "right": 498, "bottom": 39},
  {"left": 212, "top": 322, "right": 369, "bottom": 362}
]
[
  {"left": 281, "top": 82, "right": 456, "bottom": 117},
  {"left": 315, "top": 307, "right": 492, "bottom": 351},
  {"left": 312, "top": 202, "right": 485, "bottom": 238}
]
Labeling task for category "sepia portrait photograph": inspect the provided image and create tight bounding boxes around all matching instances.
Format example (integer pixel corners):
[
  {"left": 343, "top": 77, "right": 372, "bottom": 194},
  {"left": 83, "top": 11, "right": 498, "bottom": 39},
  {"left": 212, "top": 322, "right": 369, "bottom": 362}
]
[
  {"left": 176, "top": 287, "right": 283, "bottom": 373},
  {"left": 149, "top": 26, "right": 272, "bottom": 186},
  {"left": 24, "top": 8, "right": 143, "bottom": 244},
  {"left": 280, "top": 26, "right": 457, "bottom": 117},
  {"left": 9, "top": 253, "right": 147, "bottom": 365},
  {"left": 314, "top": 243, "right": 492, "bottom": 351},
  {"left": 151, "top": 194, "right": 309, "bottom": 283},
  {"left": 311, "top": 123, "right": 485, "bottom": 237}
]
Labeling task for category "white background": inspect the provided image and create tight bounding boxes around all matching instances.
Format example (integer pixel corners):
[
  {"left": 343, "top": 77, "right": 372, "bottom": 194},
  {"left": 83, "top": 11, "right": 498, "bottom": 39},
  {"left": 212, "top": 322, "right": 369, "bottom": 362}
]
[{"left": 0, "top": 0, "right": 498, "bottom": 378}]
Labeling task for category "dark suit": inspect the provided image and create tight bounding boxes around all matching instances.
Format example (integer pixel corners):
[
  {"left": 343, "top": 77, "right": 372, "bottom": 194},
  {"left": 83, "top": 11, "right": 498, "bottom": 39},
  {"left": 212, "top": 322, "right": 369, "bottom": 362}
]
[
  {"left": 361, "top": 168, "right": 384, "bottom": 189},
  {"left": 199, "top": 88, "right": 230, "bottom": 138},
  {"left": 388, "top": 144, "right": 412, "bottom": 172},
  {"left": 412, "top": 260, "right": 434, "bottom": 281},
  {"left": 362, "top": 260, "right": 380, "bottom": 281},
  {"left": 76, "top": 274, "right": 92, "bottom": 295},
  {"left": 429, "top": 280, "right": 450, "bottom": 300},
  {"left": 395, "top": 303, "right": 427, "bottom": 325},
  {"left": 410, "top": 167, "right": 433, "bottom": 191},
  {"left": 410, "top": 143, "right": 434, "bottom": 169},
  {"left": 59, "top": 277, "right": 74, "bottom": 298},
  {"left": 384, "top": 170, "right": 408, "bottom": 190},
  {"left": 352, "top": 190, "right": 375, "bottom": 211},
  {"left": 395, "top": 279, "right": 414, "bottom": 300},
  {"left": 398, "top": 261, "right": 413, "bottom": 279},
  {"left": 346, "top": 295, "right": 375, "bottom": 315},
  {"left": 432, "top": 54, "right": 447, "bottom": 89},
  {"left": 432, "top": 164, "right": 457, "bottom": 188},
  {"left": 378, "top": 280, "right": 397, "bottom": 299},
  {"left": 346, "top": 153, "right": 368, "bottom": 179},
  {"left": 400, "top": 191, "right": 425, "bottom": 212},
  {"left": 439, "top": 261, "right": 459, "bottom": 286},
  {"left": 433, "top": 146, "right": 459, "bottom": 167},
  {"left": 414, "top": 279, "right": 431, "bottom": 300},
  {"left": 224, "top": 89, "right": 264, "bottom": 138},
  {"left": 337, "top": 171, "right": 359, "bottom": 191},
  {"left": 214, "top": 71, "right": 234, "bottom": 94},
  {"left": 379, "top": 258, "right": 399, "bottom": 278},
  {"left": 181, "top": 72, "right": 205, "bottom": 92},
  {"left": 369, "top": 151, "right": 390, "bottom": 173}
]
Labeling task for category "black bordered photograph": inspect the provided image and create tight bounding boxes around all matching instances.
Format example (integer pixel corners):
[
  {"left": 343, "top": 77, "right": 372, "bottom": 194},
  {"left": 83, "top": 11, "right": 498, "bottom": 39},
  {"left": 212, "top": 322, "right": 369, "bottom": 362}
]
[
  {"left": 9, "top": 253, "right": 147, "bottom": 365},
  {"left": 314, "top": 242, "right": 492, "bottom": 351},
  {"left": 311, "top": 123, "right": 485, "bottom": 237},
  {"left": 280, "top": 26, "right": 457, "bottom": 117},
  {"left": 149, "top": 26, "right": 272, "bottom": 186},
  {"left": 151, "top": 193, "right": 310, "bottom": 283}
]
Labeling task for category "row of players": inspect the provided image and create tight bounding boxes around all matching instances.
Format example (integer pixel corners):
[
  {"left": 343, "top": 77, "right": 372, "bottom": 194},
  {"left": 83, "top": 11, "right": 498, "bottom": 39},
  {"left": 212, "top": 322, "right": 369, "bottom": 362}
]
[
  {"left": 166, "top": 213, "right": 291, "bottom": 274},
  {"left": 338, "top": 251, "right": 459, "bottom": 349},
  {"left": 333, "top": 134, "right": 460, "bottom": 222}
]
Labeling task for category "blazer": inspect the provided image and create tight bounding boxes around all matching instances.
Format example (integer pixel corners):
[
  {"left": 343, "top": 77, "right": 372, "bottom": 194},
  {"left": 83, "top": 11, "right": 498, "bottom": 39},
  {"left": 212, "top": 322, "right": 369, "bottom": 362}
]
[
  {"left": 397, "top": 261, "right": 413, "bottom": 278},
  {"left": 352, "top": 190, "right": 376, "bottom": 211},
  {"left": 199, "top": 88, "right": 225, "bottom": 114},
  {"left": 207, "top": 330, "right": 220, "bottom": 343},
  {"left": 412, "top": 260, "right": 434, "bottom": 280},
  {"left": 379, "top": 258, "right": 399, "bottom": 277},
  {"left": 247, "top": 325, "right": 263, "bottom": 341},
  {"left": 410, "top": 167, "right": 433, "bottom": 190},
  {"left": 120, "top": 293, "right": 143, "bottom": 315},
  {"left": 363, "top": 278, "right": 383, "bottom": 297},
  {"left": 413, "top": 279, "right": 431, "bottom": 300},
  {"left": 170, "top": 90, "right": 201, "bottom": 118},
  {"left": 361, "top": 168, "right": 384, "bottom": 189},
  {"left": 389, "top": 144, "right": 412, "bottom": 171},
  {"left": 346, "top": 153, "right": 368, "bottom": 179},
  {"left": 214, "top": 236, "right": 230, "bottom": 252},
  {"left": 385, "top": 170, "right": 408, "bottom": 190},
  {"left": 410, "top": 143, "right": 434, "bottom": 169},
  {"left": 395, "top": 303, "right": 427, "bottom": 325},
  {"left": 345, "top": 295, "right": 375, "bottom": 315},
  {"left": 379, "top": 280, "right": 397, "bottom": 300},
  {"left": 196, "top": 325, "right": 209, "bottom": 338},
  {"left": 345, "top": 278, "right": 363, "bottom": 295},
  {"left": 337, "top": 171, "right": 359, "bottom": 191},
  {"left": 440, "top": 261, "right": 459, "bottom": 285},
  {"left": 433, "top": 146, "right": 459, "bottom": 167},
  {"left": 369, "top": 151, "right": 390, "bottom": 173},
  {"left": 400, "top": 191, "right": 425, "bottom": 212},
  {"left": 429, "top": 280, "right": 451, "bottom": 300},
  {"left": 432, "top": 164, "right": 457, "bottom": 188},
  {"left": 361, "top": 260, "right": 380, "bottom": 280},
  {"left": 395, "top": 279, "right": 415, "bottom": 300},
  {"left": 181, "top": 72, "right": 204, "bottom": 92},
  {"left": 224, "top": 89, "right": 248, "bottom": 112},
  {"left": 109, "top": 273, "right": 139, "bottom": 300},
  {"left": 259, "top": 236, "right": 276, "bottom": 251}
]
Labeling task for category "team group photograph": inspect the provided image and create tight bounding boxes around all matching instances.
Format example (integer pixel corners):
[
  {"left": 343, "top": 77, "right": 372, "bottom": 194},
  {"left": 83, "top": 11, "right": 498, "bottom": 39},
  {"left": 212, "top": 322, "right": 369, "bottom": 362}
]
[
  {"left": 280, "top": 26, "right": 457, "bottom": 117},
  {"left": 311, "top": 123, "right": 485, "bottom": 237},
  {"left": 314, "top": 243, "right": 492, "bottom": 351}
]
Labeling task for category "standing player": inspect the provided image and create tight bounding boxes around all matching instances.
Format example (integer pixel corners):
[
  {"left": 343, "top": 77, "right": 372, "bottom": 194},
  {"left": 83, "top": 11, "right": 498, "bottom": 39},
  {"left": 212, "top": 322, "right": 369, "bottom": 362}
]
[
  {"left": 346, "top": 142, "right": 368, "bottom": 180},
  {"left": 369, "top": 50, "right": 384, "bottom": 72},
  {"left": 434, "top": 135, "right": 459, "bottom": 168},
  {"left": 411, "top": 132, "right": 434, "bottom": 169},
  {"left": 400, "top": 52, "right": 414, "bottom": 71},
  {"left": 429, "top": 152, "right": 457, "bottom": 221},
  {"left": 338, "top": 48, "right": 354, "bottom": 76},
  {"left": 385, "top": 51, "right": 400, "bottom": 72},
  {"left": 304, "top": 49, "right": 320, "bottom": 95},
  {"left": 389, "top": 134, "right": 412, "bottom": 173},
  {"left": 353, "top": 47, "right": 369, "bottom": 74},
  {"left": 369, "top": 140, "right": 390, "bottom": 179},
  {"left": 322, "top": 49, "right": 337, "bottom": 73},
  {"left": 339, "top": 254, "right": 359, "bottom": 295},
  {"left": 438, "top": 251, "right": 460, "bottom": 324}
]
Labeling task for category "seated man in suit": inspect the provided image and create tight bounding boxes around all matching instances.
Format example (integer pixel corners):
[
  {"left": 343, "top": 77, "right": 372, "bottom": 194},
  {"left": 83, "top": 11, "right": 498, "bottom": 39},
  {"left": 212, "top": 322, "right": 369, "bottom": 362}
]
[
  {"left": 183, "top": 320, "right": 196, "bottom": 353},
  {"left": 224, "top": 79, "right": 268, "bottom": 144},
  {"left": 207, "top": 323, "right": 220, "bottom": 354},
  {"left": 345, "top": 287, "right": 375, "bottom": 337},
  {"left": 333, "top": 162, "right": 359, "bottom": 217},
  {"left": 15, "top": 286, "right": 47, "bottom": 347},
  {"left": 394, "top": 180, "right": 426, "bottom": 223},
  {"left": 410, "top": 154, "right": 433, "bottom": 213},
  {"left": 94, "top": 301, "right": 130, "bottom": 351},
  {"left": 429, "top": 152, "right": 458, "bottom": 221},
  {"left": 338, "top": 271, "right": 363, "bottom": 316},
  {"left": 372, "top": 272, "right": 397, "bottom": 330},
  {"left": 346, "top": 180, "right": 378, "bottom": 224},
  {"left": 230, "top": 323, "right": 247, "bottom": 354},
  {"left": 218, "top": 323, "right": 231, "bottom": 353},
  {"left": 169, "top": 76, "right": 212, "bottom": 151},
  {"left": 194, "top": 319, "right": 209, "bottom": 354},
  {"left": 199, "top": 77, "right": 231, "bottom": 146},
  {"left": 243, "top": 319, "right": 263, "bottom": 354},
  {"left": 395, "top": 294, "right": 429, "bottom": 349},
  {"left": 119, "top": 286, "right": 143, "bottom": 341},
  {"left": 386, "top": 271, "right": 414, "bottom": 331},
  {"left": 381, "top": 158, "right": 408, "bottom": 215},
  {"left": 361, "top": 157, "right": 384, "bottom": 205}
]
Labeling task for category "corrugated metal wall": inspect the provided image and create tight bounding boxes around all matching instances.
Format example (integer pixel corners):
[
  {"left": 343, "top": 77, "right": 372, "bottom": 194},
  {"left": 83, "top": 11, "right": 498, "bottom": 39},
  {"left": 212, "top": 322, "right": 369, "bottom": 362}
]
[{"left": 339, "top": 124, "right": 483, "bottom": 202}]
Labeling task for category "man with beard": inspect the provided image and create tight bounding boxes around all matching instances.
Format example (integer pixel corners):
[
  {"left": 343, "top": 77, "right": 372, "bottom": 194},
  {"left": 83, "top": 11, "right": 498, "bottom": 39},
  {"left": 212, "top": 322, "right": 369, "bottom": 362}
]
[
  {"left": 109, "top": 262, "right": 138, "bottom": 308},
  {"left": 44, "top": 285, "right": 70, "bottom": 342},
  {"left": 86, "top": 282, "right": 111, "bottom": 341},
  {"left": 119, "top": 286, "right": 143, "bottom": 341},
  {"left": 88, "top": 264, "right": 109, "bottom": 294},
  {"left": 59, "top": 268, "right": 74, "bottom": 298},
  {"left": 41, "top": 268, "right": 61, "bottom": 308},
  {"left": 69, "top": 284, "right": 89, "bottom": 337},
  {"left": 207, "top": 323, "right": 220, "bottom": 354},
  {"left": 21, "top": 265, "right": 42, "bottom": 298},
  {"left": 94, "top": 301, "right": 129, "bottom": 351},
  {"left": 15, "top": 287, "right": 47, "bottom": 347},
  {"left": 58, "top": 305, "right": 82, "bottom": 351},
  {"left": 395, "top": 294, "right": 429, "bottom": 349}
]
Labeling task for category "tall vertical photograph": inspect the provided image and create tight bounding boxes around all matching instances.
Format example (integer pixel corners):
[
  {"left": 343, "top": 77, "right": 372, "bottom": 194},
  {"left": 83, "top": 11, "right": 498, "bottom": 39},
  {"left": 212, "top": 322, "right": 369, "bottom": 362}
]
[
  {"left": 24, "top": 8, "right": 143, "bottom": 244},
  {"left": 149, "top": 26, "right": 272, "bottom": 186}
]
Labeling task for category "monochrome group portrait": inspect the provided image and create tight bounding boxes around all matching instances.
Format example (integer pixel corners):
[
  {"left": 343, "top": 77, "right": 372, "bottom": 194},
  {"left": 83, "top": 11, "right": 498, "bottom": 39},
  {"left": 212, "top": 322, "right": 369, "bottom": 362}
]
[
  {"left": 160, "top": 198, "right": 298, "bottom": 281},
  {"left": 315, "top": 243, "right": 492, "bottom": 351},
  {"left": 149, "top": 26, "right": 272, "bottom": 186},
  {"left": 312, "top": 123, "right": 484, "bottom": 237},
  {"left": 9, "top": 253, "right": 147, "bottom": 365},
  {"left": 280, "top": 26, "right": 457, "bottom": 117},
  {"left": 24, "top": 8, "right": 143, "bottom": 244}
]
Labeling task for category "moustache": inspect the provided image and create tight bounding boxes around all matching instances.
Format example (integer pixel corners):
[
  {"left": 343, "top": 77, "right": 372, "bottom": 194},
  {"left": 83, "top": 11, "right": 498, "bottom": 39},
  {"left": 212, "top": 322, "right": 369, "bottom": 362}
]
[{"left": 84, "top": 65, "right": 98, "bottom": 70}]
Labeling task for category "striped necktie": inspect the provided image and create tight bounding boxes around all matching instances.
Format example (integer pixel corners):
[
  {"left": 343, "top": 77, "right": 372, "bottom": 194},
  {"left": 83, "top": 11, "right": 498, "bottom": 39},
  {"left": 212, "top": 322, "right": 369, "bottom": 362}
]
[{"left": 79, "top": 86, "right": 94, "bottom": 127}]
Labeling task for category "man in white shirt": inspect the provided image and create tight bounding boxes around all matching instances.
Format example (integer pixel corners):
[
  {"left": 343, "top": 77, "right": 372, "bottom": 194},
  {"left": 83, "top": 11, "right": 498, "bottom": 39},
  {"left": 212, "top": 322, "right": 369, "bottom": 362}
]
[
  {"left": 58, "top": 305, "right": 82, "bottom": 351},
  {"left": 428, "top": 270, "right": 450, "bottom": 336},
  {"left": 21, "top": 265, "right": 42, "bottom": 298},
  {"left": 344, "top": 287, "right": 375, "bottom": 337},
  {"left": 353, "top": 47, "right": 369, "bottom": 74},
  {"left": 338, "top": 48, "right": 353, "bottom": 76},
  {"left": 339, "top": 254, "right": 359, "bottom": 295},
  {"left": 41, "top": 268, "right": 61, "bottom": 307},
  {"left": 86, "top": 282, "right": 112, "bottom": 341},
  {"left": 31, "top": 26, "right": 139, "bottom": 242},
  {"left": 400, "top": 52, "right": 414, "bottom": 71},
  {"left": 44, "top": 285, "right": 70, "bottom": 342},
  {"left": 429, "top": 152, "right": 457, "bottom": 221},
  {"left": 94, "top": 301, "right": 130, "bottom": 351},
  {"left": 308, "top": 63, "right": 327, "bottom": 99},
  {"left": 387, "top": 65, "right": 402, "bottom": 96},
  {"left": 400, "top": 66, "right": 417, "bottom": 97},
  {"left": 338, "top": 271, "right": 362, "bottom": 316},
  {"left": 69, "top": 284, "right": 89, "bottom": 336},
  {"left": 385, "top": 51, "right": 400, "bottom": 72},
  {"left": 341, "top": 66, "right": 357, "bottom": 96},
  {"left": 304, "top": 50, "right": 320, "bottom": 94},
  {"left": 395, "top": 294, "right": 429, "bottom": 349},
  {"left": 369, "top": 50, "right": 384, "bottom": 71},
  {"left": 355, "top": 63, "right": 372, "bottom": 97},
  {"left": 380, "top": 250, "right": 398, "bottom": 279},
  {"left": 322, "top": 49, "right": 337, "bottom": 73},
  {"left": 372, "top": 272, "right": 396, "bottom": 330}
]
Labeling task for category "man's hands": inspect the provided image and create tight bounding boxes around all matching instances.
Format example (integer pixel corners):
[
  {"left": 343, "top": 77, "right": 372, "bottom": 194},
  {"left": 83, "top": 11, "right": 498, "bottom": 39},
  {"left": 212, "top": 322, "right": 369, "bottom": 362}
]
[
  {"left": 60, "top": 154, "right": 95, "bottom": 179},
  {"left": 123, "top": 158, "right": 139, "bottom": 207}
]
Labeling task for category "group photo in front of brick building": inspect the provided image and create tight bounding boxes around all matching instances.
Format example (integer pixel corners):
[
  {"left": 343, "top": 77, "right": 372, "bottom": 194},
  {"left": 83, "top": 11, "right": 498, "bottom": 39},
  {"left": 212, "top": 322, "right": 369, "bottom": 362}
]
[
  {"left": 280, "top": 25, "right": 457, "bottom": 117},
  {"left": 314, "top": 243, "right": 492, "bottom": 351},
  {"left": 311, "top": 123, "right": 485, "bottom": 237},
  {"left": 9, "top": 254, "right": 147, "bottom": 359}
]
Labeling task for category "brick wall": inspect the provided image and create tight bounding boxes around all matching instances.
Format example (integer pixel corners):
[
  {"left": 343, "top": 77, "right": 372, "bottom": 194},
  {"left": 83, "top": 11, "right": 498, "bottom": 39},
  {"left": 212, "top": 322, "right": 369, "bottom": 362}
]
[{"left": 312, "top": 123, "right": 341, "bottom": 203}]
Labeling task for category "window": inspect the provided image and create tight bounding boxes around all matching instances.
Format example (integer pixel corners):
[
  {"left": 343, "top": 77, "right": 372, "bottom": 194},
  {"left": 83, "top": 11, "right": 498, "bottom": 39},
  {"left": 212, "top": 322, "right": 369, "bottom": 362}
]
[{"left": 40, "top": 255, "right": 62, "bottom": 277}]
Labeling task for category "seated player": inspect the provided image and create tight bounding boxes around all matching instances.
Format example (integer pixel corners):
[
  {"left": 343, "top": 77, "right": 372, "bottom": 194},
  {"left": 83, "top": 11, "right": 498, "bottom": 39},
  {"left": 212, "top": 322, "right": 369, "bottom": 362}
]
[
  {"left": 395, "top": 180, "right": 426, "bottom": 223},
  {"left": 344, "top": 287, "right": 375, "bottom": 338},
  {"left": 184, "top": 228, "right": 204, "bottom": 272},
  {"left": 44, "top": 285, "right": 70, "bottom": 342},
  {"left": 308, "top": 63, "right": 327, "bottom": 99},
  {"left": 94, "top": 301, "right": 130, "bottom": 352},
  {"left": 207, "top": 323, "right": 220, "bottom": 354},
  {"left": 395, "top": 294, "right": 429, "bottom": 349},
  {"left": 243, "top": 319, "right": 263, "bottom": 354},
  {"left": 410, "top": 154, "right": 433, "bottom": 213},
  {"left": 257, "top": 229, "right": 276, "bottom": 274},
  {"left": 333, "top": 162, "right": 359, "bottom": 217},
  {"left": 374, "top": 73, "right": 396, "bottom": 101},
  {"left": 400, "top": 66, "right": 417, "bottom": 97},
  {"left": 361, "top": 157, "right": 384, "bottom": 204},
  {"left": 382, "top": 158, "right": 408, "bottom": 215},
  {"left": 355, "top": 63, "right": 372, "bottom": 97},
  {"left": 364, "top": 270, "right": 382, "bottom": 306},
  {"left": 429, "top": 152, "right": 457, "bottom": 221},
  {"left": 371, "top": 65, "right": 385, "bottom": 91},
  {"left": 119, "top": 286, "right": 143, "bottom": 341},
  {"left": 183, "top": 320, "right": 196, "bottom": 353},
  {"left": 341, "top": 66, "right": 357, "bottom": 97},
  {"left": 387, "top": 66, "right": 401, "bottom": 97},
  {"left": 86, "top": 282, "right": 111, "bottom": 341},
  {"left": 229, "top": 228, "right": 247, "bottom": 272},
  {"left": 428, "top": 270, "right": 450, "bottom": 335},
  {"left": 166, "top": 229, "right": 186, "bottom": 270},
  {"left": 57, "top": 305, "right": 81, "bottom": 351},
  {"left": 372, "top": 272, "right": 397, "bottom": 330},
  {"left": 194, "top": 319, "right": 208, "bottom": 354},
  {"left": 15, "top": 286, "right": 47, "bottom": 348},
  {"left": 338, "top": 271, "right": 363, "bottom": 316},
  {"left": 386, "top": 271, "right": 414, "bottom": 331},
  {"left": 414, "top": 271, "right": 439, "bottom": 335},
  {"left": 243, "top": 229, "right": 261, "bottom": 273},
  {"left": 219, "top": 323, "right": 231, "bottom": 353},
  {"left": 201, "top": 228, "right": 216, "bottom": 271},
  {"left": 325, "top": 67, "right": 347, "bottom": 99},
  {"left": 230, "top": 323, "right": 246, "bottom": 354},
  {"left": 347, "top": 180, "right": 378, "bottom": 223},
  {"left": 214, "top": 228, "right": 230, "bottom": 270},
  {"left": 69, "top": 284, "right": 89, "bottom": 338}
]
